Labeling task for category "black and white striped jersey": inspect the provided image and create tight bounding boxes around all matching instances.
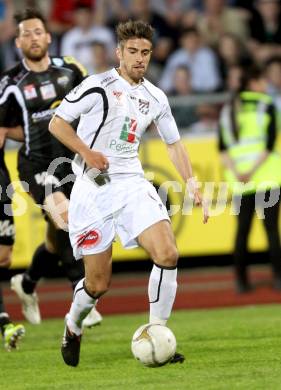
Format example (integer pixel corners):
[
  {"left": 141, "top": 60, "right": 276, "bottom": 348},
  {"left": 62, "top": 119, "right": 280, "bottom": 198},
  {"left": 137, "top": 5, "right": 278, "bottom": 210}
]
[{"left": 0, "top": 56, "right": 87, "bottom": 165}]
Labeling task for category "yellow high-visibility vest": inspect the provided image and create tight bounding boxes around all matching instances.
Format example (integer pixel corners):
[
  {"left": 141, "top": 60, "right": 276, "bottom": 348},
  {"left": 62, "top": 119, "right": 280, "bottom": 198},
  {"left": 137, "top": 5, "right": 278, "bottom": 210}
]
[{"left": 220, "top": 91, "right": 281, "bottom": 194}]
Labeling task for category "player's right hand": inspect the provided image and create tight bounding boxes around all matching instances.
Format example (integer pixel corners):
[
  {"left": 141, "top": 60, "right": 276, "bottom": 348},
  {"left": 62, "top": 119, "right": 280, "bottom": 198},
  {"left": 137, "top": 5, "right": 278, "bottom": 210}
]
[{"left": 82, "top": 148, "right": 109, "bottom": 172}]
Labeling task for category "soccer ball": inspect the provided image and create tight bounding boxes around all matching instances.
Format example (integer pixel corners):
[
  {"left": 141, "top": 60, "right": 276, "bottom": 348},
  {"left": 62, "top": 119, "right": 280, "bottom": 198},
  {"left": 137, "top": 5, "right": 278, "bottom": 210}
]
[{"left": 131, "top": 324, "right": 177, "bottom": 367}]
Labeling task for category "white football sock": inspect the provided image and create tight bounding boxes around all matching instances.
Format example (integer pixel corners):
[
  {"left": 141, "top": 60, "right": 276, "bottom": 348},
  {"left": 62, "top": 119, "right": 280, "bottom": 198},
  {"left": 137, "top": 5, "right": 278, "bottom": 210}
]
[
  {"left": 67, "top": 278, "right": 97, "bottom": 335},
  {"left": 148, "top": 264, "right": 177, "bottom": 325}
]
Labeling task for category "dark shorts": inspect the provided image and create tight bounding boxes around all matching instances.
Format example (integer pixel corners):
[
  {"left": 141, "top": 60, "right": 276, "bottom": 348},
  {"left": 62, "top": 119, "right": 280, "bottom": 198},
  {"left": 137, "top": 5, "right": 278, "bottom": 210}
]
[
  {"left": 0, "top": 201, "right": 15, "bottom": 246},
  {"left": 17, "top": 152, "right": 75, "bottom": 206}
]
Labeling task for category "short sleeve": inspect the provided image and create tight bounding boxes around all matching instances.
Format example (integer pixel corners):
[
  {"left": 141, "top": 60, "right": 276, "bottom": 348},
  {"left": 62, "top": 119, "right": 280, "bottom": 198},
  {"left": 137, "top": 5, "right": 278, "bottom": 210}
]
[
  {"left": 153, "top": 93, "right": 180, "bottom": 144},
  {"left": 0, "top": 75, "right": 23, "bottom": 127},
  {"left": 55, "top": 77, "right": 99, "bottom": 122}
]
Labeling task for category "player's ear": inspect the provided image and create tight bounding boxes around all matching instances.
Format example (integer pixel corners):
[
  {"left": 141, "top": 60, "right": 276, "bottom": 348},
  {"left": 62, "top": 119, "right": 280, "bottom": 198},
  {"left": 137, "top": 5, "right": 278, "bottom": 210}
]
[
  {"left": 15, "top": 37, "right": 20, "bottom": 49},
  {"left": 47, "top": 32, "right": 52, "bottom": 44},
  {"left": 116, "top": 46, "right": 121, "bottom": 61}
]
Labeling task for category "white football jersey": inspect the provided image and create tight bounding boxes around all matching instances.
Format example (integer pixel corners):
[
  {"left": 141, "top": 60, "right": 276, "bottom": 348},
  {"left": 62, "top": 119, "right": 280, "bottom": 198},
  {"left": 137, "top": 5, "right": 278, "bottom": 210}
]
[{"left": 55, "top": 68, "right": 180, "bottom": 177}]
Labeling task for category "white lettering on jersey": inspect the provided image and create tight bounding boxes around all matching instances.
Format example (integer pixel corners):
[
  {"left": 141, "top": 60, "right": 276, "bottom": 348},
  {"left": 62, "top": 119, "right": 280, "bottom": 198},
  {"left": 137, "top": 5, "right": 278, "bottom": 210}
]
[
  {"left": 34, "top": 172, "right": 61, "bottom": 187},
  {"left": 0, "top": 220, "right": 15, "bottom": 237},
  {"left": 32, "top": 108, "right": 56, "bottom": 122}
]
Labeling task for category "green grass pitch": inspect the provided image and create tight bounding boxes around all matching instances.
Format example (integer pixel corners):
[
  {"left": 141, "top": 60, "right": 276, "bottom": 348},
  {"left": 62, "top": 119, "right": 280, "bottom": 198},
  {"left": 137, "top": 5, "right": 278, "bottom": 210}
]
[{"left": 1, "top": 305, "right": 281, "bottom": 390}]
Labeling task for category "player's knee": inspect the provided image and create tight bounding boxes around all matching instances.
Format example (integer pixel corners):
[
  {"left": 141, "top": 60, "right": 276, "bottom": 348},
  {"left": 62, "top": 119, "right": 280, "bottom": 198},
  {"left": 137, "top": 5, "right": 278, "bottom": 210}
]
[
  {"left": 153, "top": 245, "right": 179, "bottom": 268},
  {"left": 0, "top": 256, "right": 12, "bottom": 268},
  {"left": 85, "top": 277, "right": 110, "bottom": 298},
  {"left": 0, "top": 246, "right": 13, "bottom": 268}
]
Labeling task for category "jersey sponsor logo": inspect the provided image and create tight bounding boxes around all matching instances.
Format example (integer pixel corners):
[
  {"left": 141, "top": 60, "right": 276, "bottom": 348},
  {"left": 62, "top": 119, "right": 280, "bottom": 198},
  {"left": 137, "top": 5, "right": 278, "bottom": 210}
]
[
  {"left": 52, "top": 57, "right": 64, "bottom": 67},
  {"left": 40, "top": 83, "right": 56, "bottom": 100},
  {"left": 0, "top": 75, "right": 9, "bottom": 95},
  {"left": 31, "top": 108, "right": 56, "bottom": 123},
  {"left": 109, "top": 139, "right": 136, "bottom": 154},
  {"left": 113, "top": 90, "right": 123, "bottom": 105},
  {"left": 0, "top": 220, "right": 15, "bottom": 237},
  {"left": 101, "top": 76, "right": 114, "bottom": 85},
  {"left": 34, "top": 172, "right": 61, "bottom": 187},
  {"left": 76, "top": 229, "right": 101, "bottom": 248},
  {"left": 120, "top": 117, "right": 137, "bottom": 143},
  {"left": 24, "top": 84, "right": 37, "bottom": 99},
  {"left": 57, "top": 75, "right": 69, "bottom": 87},
  {"left": 138, "top": 98, "right": 149, "bottom": 115}
]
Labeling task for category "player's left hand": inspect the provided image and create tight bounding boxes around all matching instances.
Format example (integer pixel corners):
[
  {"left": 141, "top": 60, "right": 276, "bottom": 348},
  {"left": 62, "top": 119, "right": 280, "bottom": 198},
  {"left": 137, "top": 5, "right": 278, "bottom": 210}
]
[{"left": 194, "top": 190, "right": 209, "bottom": 224}]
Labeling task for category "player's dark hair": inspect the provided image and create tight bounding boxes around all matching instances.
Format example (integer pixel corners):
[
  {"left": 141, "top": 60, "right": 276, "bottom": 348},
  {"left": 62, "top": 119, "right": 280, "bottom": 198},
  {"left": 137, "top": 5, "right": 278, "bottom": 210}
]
[
  {"left": 116, "top": 20, "right": 154, "bottom": 47},
  {"left": 14, "top": 8, "right": 48, "bottom": 35}
]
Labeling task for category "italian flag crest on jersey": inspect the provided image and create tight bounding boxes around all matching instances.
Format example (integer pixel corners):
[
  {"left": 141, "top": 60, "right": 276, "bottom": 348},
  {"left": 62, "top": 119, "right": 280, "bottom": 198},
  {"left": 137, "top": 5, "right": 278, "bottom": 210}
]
[{"left": 120, "top": 117, "right": 137, "bottom": 143}]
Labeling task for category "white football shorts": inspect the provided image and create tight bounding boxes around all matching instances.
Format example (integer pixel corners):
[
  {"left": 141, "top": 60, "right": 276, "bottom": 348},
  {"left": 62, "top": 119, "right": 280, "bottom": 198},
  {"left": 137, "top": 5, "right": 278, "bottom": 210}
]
[{"left": 68, "top": 175, "right": 170, "bottom": 259}]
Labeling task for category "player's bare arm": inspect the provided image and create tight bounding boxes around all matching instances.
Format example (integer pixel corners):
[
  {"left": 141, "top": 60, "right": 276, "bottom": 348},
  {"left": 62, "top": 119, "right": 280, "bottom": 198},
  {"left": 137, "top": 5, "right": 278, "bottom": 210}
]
[
  {"left": 167, "top": 140, "right": 209, "bottom": 224},
  {"left": 49, "top": 115, "right": 109, "bottom": 171},
  {"left": 0, "top": 126, "right": 24, "bottom": 147}
]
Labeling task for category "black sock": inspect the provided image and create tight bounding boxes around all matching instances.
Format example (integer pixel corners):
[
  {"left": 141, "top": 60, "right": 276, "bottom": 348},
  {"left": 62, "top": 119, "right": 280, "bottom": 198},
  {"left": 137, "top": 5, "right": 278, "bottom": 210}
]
[
  {"left": 0, "top": 285, "right": 6, "bottom": 313},
  {"left": 0, "top": 286, "right": 11, "bottom": 335},
  {"left": 22, "top": 243, "right": 60, "bottom": 294},
  {"left": 56, "top": 230, "right": 84, "bottom": 290}
]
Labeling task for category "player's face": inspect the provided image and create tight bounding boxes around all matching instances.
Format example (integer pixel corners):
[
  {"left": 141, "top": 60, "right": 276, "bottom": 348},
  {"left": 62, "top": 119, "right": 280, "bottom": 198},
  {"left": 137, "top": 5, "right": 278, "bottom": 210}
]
[
  {"left": 117, "top": 38, "right": 152, "bottom": 83},
  {"left": 15, "top": 18, "right": 51, "bottom": 61}
]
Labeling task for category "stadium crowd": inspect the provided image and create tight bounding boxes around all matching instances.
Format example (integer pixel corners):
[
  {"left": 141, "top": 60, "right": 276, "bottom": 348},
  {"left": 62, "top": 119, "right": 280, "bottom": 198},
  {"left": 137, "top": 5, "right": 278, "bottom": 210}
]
[{"left": 0, "top": 0, "right": 281, "bottom": 103}]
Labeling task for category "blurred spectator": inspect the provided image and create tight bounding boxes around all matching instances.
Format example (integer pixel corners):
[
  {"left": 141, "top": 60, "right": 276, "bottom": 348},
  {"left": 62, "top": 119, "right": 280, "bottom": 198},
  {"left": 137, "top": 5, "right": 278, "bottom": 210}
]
[
  {"left": 48, "top": 0, "right": 94, "bottom": 35},
  {"left": 0, "top": 0, "right": 17, "bottom": 72},
  {"left": 0, "top": 0, "right": 15, "bottom": 44},
  {"left": 188, "top": 104, "right": 219, "bottom": 134},
  {"left": 217, "top": 33, "right": 252, "bottom": 87},
  {"left": 60, "top": 2, "right": 115, "bottom": 74},
  {"left": 151, "top": 0, "right": 195, "bottom": 18},
  {"left": 90, "top": 41, "right": 113, "bottom": 73},
  {"left": 249, "top": 0, "right": 281, "bottom": 44},
  {"left": 169, "top": 65, "right": 197, "bottom": 128},
  {"left": 248, "top": 0, "right": 281, "bottom": 63},
  {"left": 225, "top": 64, "right": 244, "bottom": 93},
  {"left": 128, "top": 0, "right": 177, "bottom": 40},
  {"left": 159, "top": 27, "right": 221, "bottom": 93},
  {"left": 94, "top": 0, "right": 129, "bottom": 26},
  {"left": 264, "top": 56, "right": 281, "bottom": 113},
  {"left": 197, "top": 0, "right": 250, "bottom": 48},
  {"left": 170, "top": 65, "right": 193, "bottom": 96}
]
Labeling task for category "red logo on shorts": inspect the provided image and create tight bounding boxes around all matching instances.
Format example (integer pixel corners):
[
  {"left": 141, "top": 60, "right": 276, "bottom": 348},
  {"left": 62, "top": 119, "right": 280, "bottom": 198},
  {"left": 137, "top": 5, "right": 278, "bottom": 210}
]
[{"left": 77, "top": 230, "right": 101, "bottom": 248}]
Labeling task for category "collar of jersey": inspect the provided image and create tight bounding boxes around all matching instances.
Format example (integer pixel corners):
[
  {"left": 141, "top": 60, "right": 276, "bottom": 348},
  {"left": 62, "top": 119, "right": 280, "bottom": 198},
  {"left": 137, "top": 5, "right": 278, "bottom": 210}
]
[
  {"left": 22, "top": 57, "right": 51, "bottom": 72},
  {"left": 113, "top": 68, "right": 144, "bottom": 90}
]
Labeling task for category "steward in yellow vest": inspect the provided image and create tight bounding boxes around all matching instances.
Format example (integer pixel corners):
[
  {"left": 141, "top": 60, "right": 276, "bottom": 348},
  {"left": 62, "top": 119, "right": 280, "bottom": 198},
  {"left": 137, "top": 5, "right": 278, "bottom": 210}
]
[{"left": 218, "top": 66, "right": 281, "bottom": 293}]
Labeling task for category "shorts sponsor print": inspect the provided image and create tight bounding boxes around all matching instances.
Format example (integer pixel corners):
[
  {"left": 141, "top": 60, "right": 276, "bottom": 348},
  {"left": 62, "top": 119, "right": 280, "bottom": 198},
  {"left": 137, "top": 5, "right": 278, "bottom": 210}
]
[{"left": 77, "top": 229, "right": 102, "bottom": 249}]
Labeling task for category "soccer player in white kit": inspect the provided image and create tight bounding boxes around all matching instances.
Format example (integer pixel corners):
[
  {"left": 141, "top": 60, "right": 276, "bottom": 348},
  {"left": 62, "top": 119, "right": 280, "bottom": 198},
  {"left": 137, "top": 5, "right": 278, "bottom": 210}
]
[{"left": 49, "top": 20, "right": 209, "bottom": 367}]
